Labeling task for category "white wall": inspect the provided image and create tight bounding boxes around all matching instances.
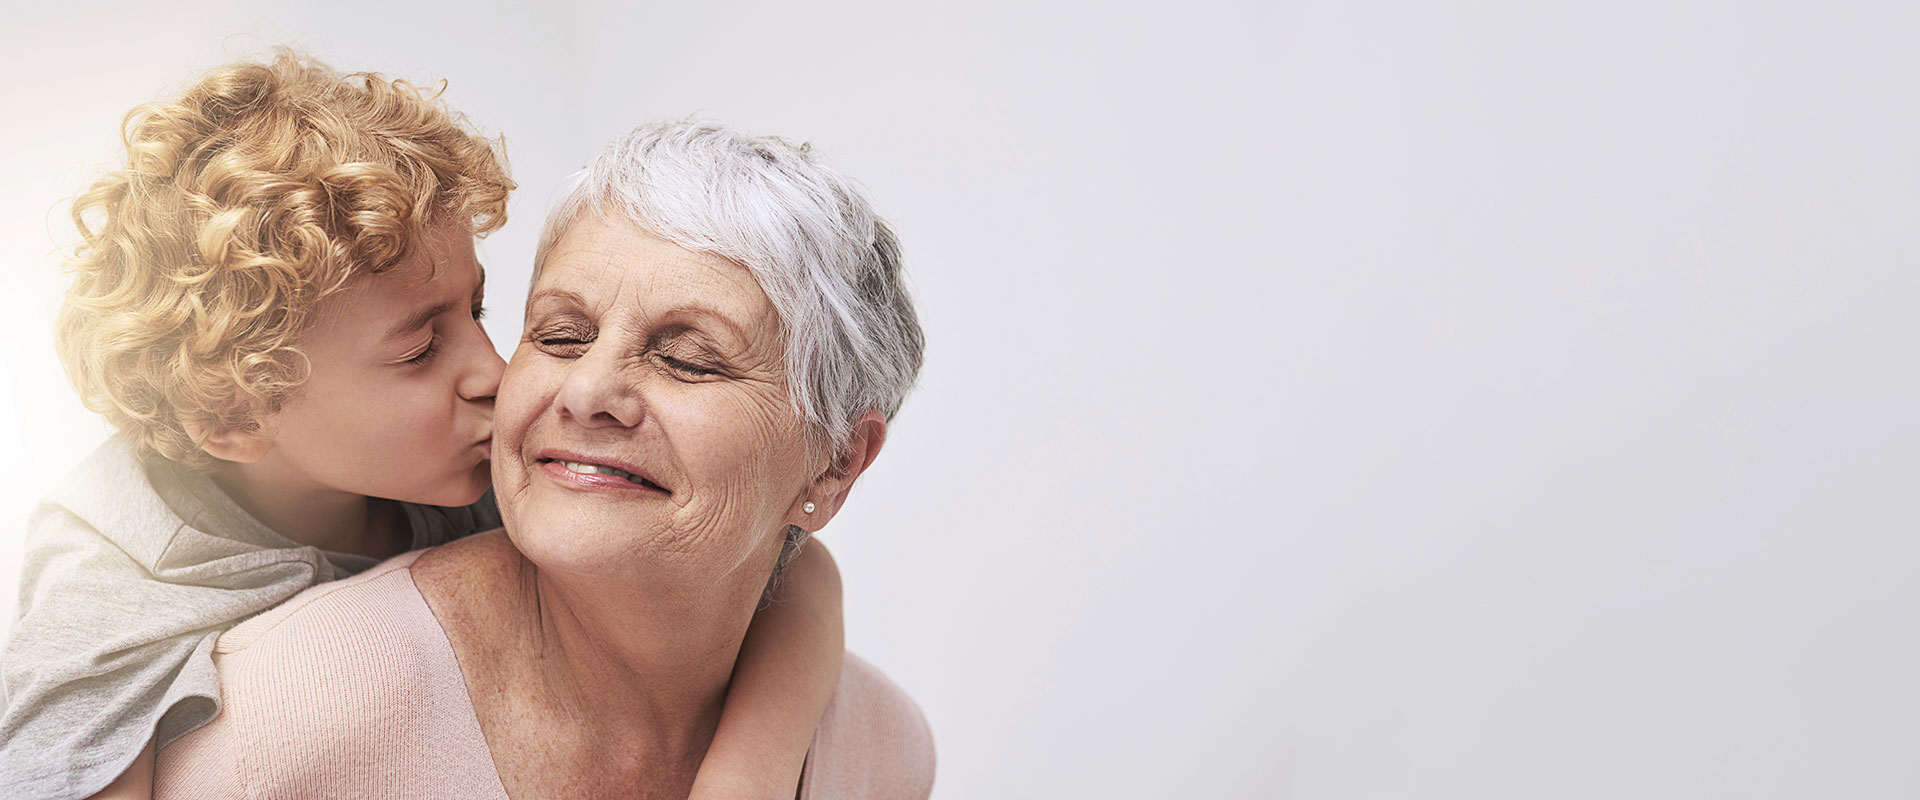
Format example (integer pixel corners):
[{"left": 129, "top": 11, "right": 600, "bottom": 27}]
[{"left": 4, "top": 2, "right": 1919, "bottom": 797}]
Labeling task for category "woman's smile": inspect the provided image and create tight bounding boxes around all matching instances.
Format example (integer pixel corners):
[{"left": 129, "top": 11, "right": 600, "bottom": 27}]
[{"left": 534, "top": 449, "right": 670, "bottom": 494}]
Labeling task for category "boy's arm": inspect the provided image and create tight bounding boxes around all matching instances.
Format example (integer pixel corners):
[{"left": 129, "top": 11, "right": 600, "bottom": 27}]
[
  {"left": 689, "top": 540, "right": 845, "bottom": 799},
  {"left": 83, "top": 737, "right": 153, "bottom": 800}
]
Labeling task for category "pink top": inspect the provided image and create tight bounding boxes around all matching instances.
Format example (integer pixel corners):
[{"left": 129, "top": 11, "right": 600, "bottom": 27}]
[{"left": 153, "top": 550, "right": 935, "bottom": 799}]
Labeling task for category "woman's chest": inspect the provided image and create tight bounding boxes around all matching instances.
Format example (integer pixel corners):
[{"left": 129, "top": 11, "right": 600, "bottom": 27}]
[
  {"left": 463, "top": 668, "right": 701, "bottom": 799},
  {"left": 432, "top": 592, "right": 703, "bottom": 798}
]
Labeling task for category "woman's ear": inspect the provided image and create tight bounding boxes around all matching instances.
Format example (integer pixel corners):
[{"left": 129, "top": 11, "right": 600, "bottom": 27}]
[
  {"left": 182, "top": 415, "right": 276, "bottom": 465},
  {"left": 791, "top": 410, "right": 888, "bottom": 531}
]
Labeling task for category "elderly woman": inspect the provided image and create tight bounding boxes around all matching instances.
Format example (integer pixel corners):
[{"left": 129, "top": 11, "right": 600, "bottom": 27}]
[{"left": 151, "top": 120, "right": 933, "bottom": 798}]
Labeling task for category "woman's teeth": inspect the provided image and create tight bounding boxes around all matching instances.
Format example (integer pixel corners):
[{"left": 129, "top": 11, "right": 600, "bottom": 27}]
[{"left": 560, "top": 460, "right": 645, "bottom": 485}]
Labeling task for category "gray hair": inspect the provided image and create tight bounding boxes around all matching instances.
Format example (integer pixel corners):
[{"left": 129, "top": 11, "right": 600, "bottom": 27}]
[
  {"left": 534, "top": 119, "right": 924, "bottom": 462},
  {"left": 535, "top": 120, "right": 925, "bottom": 600}
]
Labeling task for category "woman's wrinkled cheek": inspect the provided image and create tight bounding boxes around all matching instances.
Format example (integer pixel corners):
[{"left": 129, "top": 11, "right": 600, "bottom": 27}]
[
  {"left": 491, "top": 353, "right": 556, "bottom": 528},
  {"left": 659, "top": 388, "right": 808, "bottom": 570}
]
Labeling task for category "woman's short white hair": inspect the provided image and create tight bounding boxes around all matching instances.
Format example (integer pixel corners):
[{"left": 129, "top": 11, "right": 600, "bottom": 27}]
[{"left": 534, "top": 119, "right": 925, "bottom": 463}]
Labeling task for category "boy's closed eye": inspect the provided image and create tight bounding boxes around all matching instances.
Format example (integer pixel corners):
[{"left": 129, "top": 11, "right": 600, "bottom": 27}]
[
  {"left": 395, "top": 297, "right": 489, "bottom": 367},
  {"left": 405, "top": 338, "right": 441, "bottom": 366}
]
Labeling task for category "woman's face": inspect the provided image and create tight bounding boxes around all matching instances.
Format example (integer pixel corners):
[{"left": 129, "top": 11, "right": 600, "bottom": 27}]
[{"left": 493, "top": 213, "right": 817, "bottom": 583}]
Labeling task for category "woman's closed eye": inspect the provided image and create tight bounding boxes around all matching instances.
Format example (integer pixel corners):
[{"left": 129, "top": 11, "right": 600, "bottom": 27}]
[
  {"left": 656, "top": 352, "right": 721, "bottom": 377},
  {"left": 531, "top": 325, "right": 595, "bottom": 357}
]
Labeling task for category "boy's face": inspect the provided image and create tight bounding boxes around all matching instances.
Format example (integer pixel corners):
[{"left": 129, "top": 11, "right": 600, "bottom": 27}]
[{"left": 253, "top": 224, "right": 503, "bottom": 507}]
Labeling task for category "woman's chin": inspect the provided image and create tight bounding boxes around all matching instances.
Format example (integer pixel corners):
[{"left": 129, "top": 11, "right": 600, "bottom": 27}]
[{"left": 504, "top": 507, "right": 651, "bottom": 576}]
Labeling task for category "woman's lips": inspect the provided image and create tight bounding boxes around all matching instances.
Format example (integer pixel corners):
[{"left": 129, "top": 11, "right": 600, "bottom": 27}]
[{"left": 534, "top": 452, "right": 669, "bottom": 494}]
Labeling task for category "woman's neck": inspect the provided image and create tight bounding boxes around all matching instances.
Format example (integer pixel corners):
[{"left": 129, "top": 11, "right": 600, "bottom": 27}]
[
  {"left": 413, "top": 533, "right": 776, "bottom": 797},
  {"left": 524, "top": 562, "right": 761, "bottom": 736},
  {"left": 207, "top": 460, "right": 411, "bottom": 559}
]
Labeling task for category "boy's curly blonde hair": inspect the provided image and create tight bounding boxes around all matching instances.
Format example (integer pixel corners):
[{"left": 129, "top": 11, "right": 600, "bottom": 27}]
[{"left": 56, "top": 50, "right": 513, "bottom": 469}]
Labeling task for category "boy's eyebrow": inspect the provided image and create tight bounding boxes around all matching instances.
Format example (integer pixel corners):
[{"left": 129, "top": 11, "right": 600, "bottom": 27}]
[
  {"left": 387, "top": 265, "right": 486, "bottom": 341},
  {"left": 385, "top": 301, "right": 452, "bottom": 341}
]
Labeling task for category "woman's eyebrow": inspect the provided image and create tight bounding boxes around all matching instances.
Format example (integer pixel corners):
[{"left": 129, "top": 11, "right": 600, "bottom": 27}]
[
  {"left": 527, "top": 288, "right": 587, "bottom": 309},
  {"left": 666, "top": 305, "right": 749, "bottom": 345}
]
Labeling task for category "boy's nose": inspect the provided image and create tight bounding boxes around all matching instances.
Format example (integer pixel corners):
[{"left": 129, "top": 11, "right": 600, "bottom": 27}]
[{"left": 461, "top": 337, "right": 507, "bottom": 402}]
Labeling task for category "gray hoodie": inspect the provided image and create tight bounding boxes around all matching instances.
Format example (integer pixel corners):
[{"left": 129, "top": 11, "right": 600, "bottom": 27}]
[{"left": 0, "top": 436, "right": 498, "bottom": 800}]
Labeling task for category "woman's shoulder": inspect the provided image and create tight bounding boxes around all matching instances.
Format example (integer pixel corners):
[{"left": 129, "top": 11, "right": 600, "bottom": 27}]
[
  {"left": 160, "top": 547, "right": 507, "bottom": 798},
  {"left": 409, "top": 527, "right": 519, "bottom": 591},
  {"left": 408, "top": 528, "right": 526, "bottom": 625},
  {"left": 214, "top": 548, "right": 431, "bottom": 653},
  {"left": 207, "top": 547, "right": 474, "bottom": 732},
  {"left": 215, "top": 532, "right": 520, "bottom": 679},
  {"left": 802, "top": 652, "right": 937, "bottom": 799}
]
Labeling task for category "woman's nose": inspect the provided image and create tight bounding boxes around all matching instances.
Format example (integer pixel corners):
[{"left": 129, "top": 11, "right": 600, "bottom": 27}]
[{"left": 555, "top": 347, "right": 645, "bottom": 428}]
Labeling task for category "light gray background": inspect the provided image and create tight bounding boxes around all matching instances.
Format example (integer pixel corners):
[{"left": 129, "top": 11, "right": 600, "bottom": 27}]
[{"left": 3, "top": 1, "right": 1916, "bottom": 798}]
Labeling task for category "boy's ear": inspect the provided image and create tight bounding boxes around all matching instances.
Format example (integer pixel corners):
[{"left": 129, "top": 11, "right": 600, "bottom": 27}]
[
  {"left": 789, "top": 410, "right": 888, "bottom": 532},
  {"left": 182, "top": 415, "right": 275, "bottom": 464}
]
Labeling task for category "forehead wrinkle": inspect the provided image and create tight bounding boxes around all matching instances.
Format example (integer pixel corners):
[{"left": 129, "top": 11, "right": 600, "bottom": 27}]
[
  {"left": 537, "top": 226, "right": 775, "bottom": 353},
  {"left": 599, "top": 254, "right": 637, "bottom": 321},
  {"left": 526, "top": 286, "right": 587, "bottom": 312},
  {"left": 529, "top": 250, "right": 610, "bottom": 311},
  {"left": 639, "top": 253, "right": 776, "bottom": 343},
  {"left": 551, "top": 258, "right": 651, "bottom": 349}
]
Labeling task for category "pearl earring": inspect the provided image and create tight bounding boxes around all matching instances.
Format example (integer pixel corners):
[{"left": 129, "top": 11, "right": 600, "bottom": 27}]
[{"left": 803, "top": 502, "right": 817, "bottom": 514}]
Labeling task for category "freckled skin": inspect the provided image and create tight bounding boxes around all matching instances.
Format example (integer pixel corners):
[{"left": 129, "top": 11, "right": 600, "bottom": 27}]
[{"left": 495, "top": 213, "right": 821, "bottom": 589}]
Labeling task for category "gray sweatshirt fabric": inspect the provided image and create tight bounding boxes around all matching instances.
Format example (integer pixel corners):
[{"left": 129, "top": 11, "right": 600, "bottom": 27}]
[{"left": 0, "top": 437, "right": 500, "bottom": 800}]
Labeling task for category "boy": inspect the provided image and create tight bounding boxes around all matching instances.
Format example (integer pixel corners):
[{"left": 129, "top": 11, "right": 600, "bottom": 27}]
[{"left": 2, "top": 51, "right": 842, "bottom": 800}]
